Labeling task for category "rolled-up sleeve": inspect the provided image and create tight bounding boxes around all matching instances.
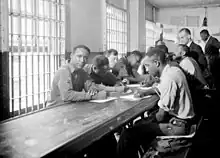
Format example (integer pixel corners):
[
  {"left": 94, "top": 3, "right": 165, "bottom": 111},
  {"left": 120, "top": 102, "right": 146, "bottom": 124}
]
[
  {"left": 58, "top": 69, "right": 91, "bottom": 101},
  {"left": 157, "top": 78, "right": 177, "bottom": 112}
]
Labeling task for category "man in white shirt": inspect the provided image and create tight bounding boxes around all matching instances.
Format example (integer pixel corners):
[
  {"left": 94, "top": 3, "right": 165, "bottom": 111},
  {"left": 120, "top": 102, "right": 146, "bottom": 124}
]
[
  {"left": 174, "top": 44, "right": 208, "bottom": 87},
  {"left": 117, "top": 48, "right": 195, "bottom": 158}
]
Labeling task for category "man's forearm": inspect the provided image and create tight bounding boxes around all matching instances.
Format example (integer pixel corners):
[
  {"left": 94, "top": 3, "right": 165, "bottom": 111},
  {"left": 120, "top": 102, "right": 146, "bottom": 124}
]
[{"left": 62, "top": 91, "right": 92, "bottom": 102}]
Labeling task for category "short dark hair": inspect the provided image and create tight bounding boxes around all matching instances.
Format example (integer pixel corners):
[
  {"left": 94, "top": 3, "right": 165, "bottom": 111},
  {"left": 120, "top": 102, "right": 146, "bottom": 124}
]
[
  {"left": 73, "top": 45, "right": 90, "bottom": 54},
  {"left": 200, "top": 29, "right": 210, "bottom": 36},
  {"left": 155, "top": 45, "right": 168, "bottom": 53},
  {"left": 92, "top": 55, "right": 109, "bottom": 69},
  {"left": 179, "top": 28, "right": 191, "bottom": 35},
  {"left": 178, "top": 44, "right": 190, "bottom": 56},
  {"left": 146, "top": 47, "right": 166, "bottom": 64},
  {"left": 107, "top": 49, "right": 118, "bottom": 56},
  {"left": 131, "top": 50, "right": 142, "bottom": 59}
]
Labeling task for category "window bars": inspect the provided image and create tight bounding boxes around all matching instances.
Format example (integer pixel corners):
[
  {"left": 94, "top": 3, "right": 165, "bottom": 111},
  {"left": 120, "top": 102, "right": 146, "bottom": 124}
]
[
  {"left": 106, "top": 3, "right": 127, "bottom": 57},
  {"left": 8, "top": 0, "right": 65, "bottom": 117}
]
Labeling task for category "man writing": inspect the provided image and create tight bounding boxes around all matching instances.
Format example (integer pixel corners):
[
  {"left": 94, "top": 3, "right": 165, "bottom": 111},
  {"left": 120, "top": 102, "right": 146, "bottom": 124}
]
[{"left": 117, "top": 48, "right": 195, "bottom": 158}]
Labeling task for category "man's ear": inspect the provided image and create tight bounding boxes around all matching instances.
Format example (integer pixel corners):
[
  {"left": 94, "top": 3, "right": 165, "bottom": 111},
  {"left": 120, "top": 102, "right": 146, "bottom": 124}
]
[
  {"left": 181, "top": 51, "right": 186, "bottom": 56},
  {"left": 155, "top": 60, "right": 160, "bottom": 67}
]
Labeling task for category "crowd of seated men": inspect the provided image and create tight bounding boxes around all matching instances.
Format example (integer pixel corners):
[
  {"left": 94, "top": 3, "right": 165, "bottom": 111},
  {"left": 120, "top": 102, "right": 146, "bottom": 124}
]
[{"left": 46, "top": 27, "right": 220, "bottom": 158}]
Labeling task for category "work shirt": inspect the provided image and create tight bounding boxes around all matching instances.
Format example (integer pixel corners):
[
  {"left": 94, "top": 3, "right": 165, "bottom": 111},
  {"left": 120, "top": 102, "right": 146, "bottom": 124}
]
[
  {"left": 47, "top": 64, "right": 96, "bottom": 106},
  {"left": 157, "top": 64, "right": 195, "bottom": 119},
  {"left": 112, "top": 57, "right": 134, "bottom": 79}
]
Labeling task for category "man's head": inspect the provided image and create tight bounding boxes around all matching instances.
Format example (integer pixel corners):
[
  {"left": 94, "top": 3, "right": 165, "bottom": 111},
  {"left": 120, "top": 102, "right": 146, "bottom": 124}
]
[
  {"left": 178, "top": 28, "right": 191, "bottom": 45},
  {"left": 155, "top": 40, "right": 165, "bottom": 46},
  {"left": 92, "top": 55, "right": 109, "bottom": 76},
  {"left": 174, "top": 44, "right": 190, "bottom": 60},
  {"left": 127, "top": 50, "right": 142, "bottom": 67},
  {"left": 155, "top": 45, "right": 168, "bottom": 54},
  {"left": 105, "top": 49, "right": 118, "bottom": 68},
  {"left": 142, "top": 48, "right": 166, "bottom": 77},
  {"left": 200, "top": 29, "right": 210, "bottom": 42},
  {"left": 70, "top": 45, "right": 90, "bottom": 69}
]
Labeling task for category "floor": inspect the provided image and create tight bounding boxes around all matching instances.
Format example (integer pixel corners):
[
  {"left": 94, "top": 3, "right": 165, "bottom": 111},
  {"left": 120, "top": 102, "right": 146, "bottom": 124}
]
[{"left": 188, "top": 107, "right": 219, "bottom": 158}]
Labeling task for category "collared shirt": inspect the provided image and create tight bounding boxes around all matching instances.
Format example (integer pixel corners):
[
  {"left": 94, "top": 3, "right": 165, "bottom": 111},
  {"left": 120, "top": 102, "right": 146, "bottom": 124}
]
[
  {"left": 187, "top": 40, "right": 192, "bottom": 47},
  {"left": 112, "top": 57, "right": 134, "bottom": 79},
  {"left": 47, "top": 64, "right": 95, "bottom": 106},
  {"left": 157, "top": 64, "right": 195, "bottom": 119},
  {"left": 180, "top": 57, "right": 207, "bottom": 85},
  {"left": 84, "top": 64, "right": 117, "bottom": 86}
]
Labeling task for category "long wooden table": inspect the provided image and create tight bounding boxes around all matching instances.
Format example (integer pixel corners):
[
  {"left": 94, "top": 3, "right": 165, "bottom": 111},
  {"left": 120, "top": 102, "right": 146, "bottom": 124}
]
[{"left": 0, "top": 94, "right": 159, "bottom": 158}]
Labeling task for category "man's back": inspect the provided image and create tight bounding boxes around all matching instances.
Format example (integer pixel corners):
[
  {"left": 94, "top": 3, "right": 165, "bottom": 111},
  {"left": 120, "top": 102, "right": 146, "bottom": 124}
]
[
  {"left": 157, "top": 64, "right": 195, "bottom": 119},
  {"left": 189, "top": 42, "right": 207, "bottom": 71}
]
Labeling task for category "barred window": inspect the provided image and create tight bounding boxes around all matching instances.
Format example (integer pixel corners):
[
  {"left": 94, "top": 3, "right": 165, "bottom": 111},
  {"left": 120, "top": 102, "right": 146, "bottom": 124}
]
[
  {"left": 106, "top": 3, "right": 127, "bottom": 57},
  {"left": 8, "top": 0, "right": 65, "bottom": 117},
  {"left": 146, "top": 20, "right": 161, "bottom": 51}
]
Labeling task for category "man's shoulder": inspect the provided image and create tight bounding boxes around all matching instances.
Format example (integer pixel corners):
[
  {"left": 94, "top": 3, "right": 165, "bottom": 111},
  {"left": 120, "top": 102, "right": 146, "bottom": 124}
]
[{"left": 114, "top": 57, "right": 127, "bottom": 68}]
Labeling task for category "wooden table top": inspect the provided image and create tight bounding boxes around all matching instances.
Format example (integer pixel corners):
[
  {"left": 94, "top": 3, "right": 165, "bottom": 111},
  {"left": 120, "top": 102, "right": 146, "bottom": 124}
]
[{"left": 0, "top": 94, "right": 159, "bottom": 158}]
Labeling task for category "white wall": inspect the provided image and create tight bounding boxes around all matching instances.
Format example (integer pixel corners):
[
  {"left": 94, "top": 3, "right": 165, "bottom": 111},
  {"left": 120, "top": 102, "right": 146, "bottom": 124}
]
[
  {"left": 69, "top": 0, "right": 104, "bottom": 52},
  {"left": 129, "top": 0, "right": 146, "bottom": 52},
  {"left": 106, "top": 0, "right": 127, "bottom": 9},
  {"left": 157, "top": 7, "right": 220, "bottom": 27}
]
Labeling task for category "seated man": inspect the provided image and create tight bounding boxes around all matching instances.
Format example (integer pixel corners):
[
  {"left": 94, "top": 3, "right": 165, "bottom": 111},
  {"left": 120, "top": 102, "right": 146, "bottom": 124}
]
[
  {"left": 174, "top": 44, "right": 208, "bottom": 87},
  {"left": 117, "top": 48, "right": 195, "bottom": 158},
  {"left": 112, "top": 50, "right": 143, "bottom": 84},
  {"left": 84, "top": 55, "right": 127, "bottom": 92},
  {"left": 47, "top": 45, "right": 106, "bottom": 106},
  {"left": 104, "top": 48, "right": 119, "bottom": 69}
]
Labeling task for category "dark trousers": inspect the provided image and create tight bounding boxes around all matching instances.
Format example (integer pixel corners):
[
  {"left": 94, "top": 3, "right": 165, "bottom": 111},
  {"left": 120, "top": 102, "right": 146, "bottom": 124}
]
[{"left": 117, "top": 109, "right": 187, "bottom": 158}]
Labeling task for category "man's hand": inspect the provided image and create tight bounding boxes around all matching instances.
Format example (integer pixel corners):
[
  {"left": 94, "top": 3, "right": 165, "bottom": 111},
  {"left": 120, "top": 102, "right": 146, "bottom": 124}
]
[
  {"left": 133, "top": 90, "right": 145, "bottom": 98},
  {"left": 92, "top": 91, "right": 107, "bottom": 100},
  {"left": 121, "top": 78, "right": 129, "bottom": 85}
]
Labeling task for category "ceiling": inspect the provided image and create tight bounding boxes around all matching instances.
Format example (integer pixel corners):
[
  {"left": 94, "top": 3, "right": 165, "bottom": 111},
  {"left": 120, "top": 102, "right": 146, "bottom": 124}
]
[{"left": 148, "top": 0, "right": 220, "bottom": 8}]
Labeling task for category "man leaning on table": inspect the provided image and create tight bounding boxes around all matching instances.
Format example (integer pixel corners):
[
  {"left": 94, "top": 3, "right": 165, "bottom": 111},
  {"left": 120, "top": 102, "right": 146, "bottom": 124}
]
[
  {"left": 47, "top": 45, "right": 107, "bottom": 106},
  {"left": 117, "top": 47, "right": 195, "bottom": 158}
]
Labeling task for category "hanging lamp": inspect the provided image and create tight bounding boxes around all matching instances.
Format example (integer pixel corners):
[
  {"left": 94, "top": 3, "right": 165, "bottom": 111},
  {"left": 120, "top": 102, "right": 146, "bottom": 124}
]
[{"left": 202, "top": 7, "right": 208, "bottom": 27}]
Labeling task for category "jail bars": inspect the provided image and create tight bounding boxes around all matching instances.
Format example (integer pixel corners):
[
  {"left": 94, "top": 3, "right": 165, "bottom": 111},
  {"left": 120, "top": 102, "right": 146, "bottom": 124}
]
[
  {"left": 8, "top": 0, "right": 65, "bottom": 117},
  {"left": 106, "top": 3, "right": 128, "bottom": 57}
]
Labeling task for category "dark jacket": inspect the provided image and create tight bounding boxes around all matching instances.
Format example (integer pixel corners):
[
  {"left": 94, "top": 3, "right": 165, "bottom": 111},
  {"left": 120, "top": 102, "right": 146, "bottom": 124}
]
[
  {"left": 189, "top": 42, "right": 207, "bottom": 71},
  {"left": 205, "top": 36, "right": 220, "bottom": 54}
]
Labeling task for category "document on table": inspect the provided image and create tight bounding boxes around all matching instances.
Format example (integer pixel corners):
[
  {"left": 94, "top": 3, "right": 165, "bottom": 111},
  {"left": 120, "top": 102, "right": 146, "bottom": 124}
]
[
  {"left": 138, "top": 86, "right": 152, "bottom": 90},
  {"left": 126, "top": 84, "right": 140, "bottom": 88},
  {"left": 120, "top": 94, "right": 151, "bottom": 101},
  {"left": 89, "top": 97, "right": 117, "bottom": 103}
]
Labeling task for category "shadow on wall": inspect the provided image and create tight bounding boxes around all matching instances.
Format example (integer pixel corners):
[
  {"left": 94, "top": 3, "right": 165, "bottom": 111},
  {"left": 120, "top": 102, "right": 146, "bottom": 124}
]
[{"left": 65, "top": 51, "right": 104, "bottom": 64}]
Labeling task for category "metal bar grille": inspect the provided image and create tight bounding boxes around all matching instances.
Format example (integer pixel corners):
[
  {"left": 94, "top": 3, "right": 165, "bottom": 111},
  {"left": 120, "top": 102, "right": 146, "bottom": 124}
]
[
  {"left": 106, "top": 3, "right": 127, "bottom": 57},
  {"left": 8, "top": 0, "right": 65, "bottom": 117}
]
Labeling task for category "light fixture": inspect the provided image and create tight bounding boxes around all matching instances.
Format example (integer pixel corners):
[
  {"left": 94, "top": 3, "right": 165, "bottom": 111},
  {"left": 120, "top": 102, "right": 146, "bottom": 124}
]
[{"left": 202, "top": 7, "right": 208, "bottom": 27}]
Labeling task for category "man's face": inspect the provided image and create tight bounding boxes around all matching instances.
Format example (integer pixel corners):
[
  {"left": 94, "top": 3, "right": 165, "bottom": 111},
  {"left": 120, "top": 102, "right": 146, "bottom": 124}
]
[
  {"left": 179, "top": 31, "right": 190, "bottom": 45},
  {"left": 70, "top": 48, "right": 89, "bottom": 69},
  {"left": 173, "top": 46, "right": 182, "bottom": 59},
  {"left": 142, "top": 56, "right": 159, "bottom": 77},
  {"left": 94, "top": 64, "right": 109, "bottom": 76},
  {"left": 200, "top": 33, "right": 209, "bottom": 42},
  {"left": 108, "top": 53, "right": 118, "bottom": 68},
  {"left": 130, "top": 54, "right": 141, "bottom": 67}
]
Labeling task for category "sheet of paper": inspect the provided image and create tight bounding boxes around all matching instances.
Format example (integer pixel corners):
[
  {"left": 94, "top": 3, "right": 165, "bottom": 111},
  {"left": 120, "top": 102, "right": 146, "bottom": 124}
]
[
  {"left": 89, "top": 97, "right": 117, "bottom": 103},
  {"left": 126, "top": 84, "right": 140, "bottom": 88},
  {"left": 138, "top": 86, "right": 152, "bottom": 90},
  {"left": 123, "top": 89, "right": 133, "bottom": 94},
  {"left": 120, "top": 94, "right": 151, "bottom": 101}
]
